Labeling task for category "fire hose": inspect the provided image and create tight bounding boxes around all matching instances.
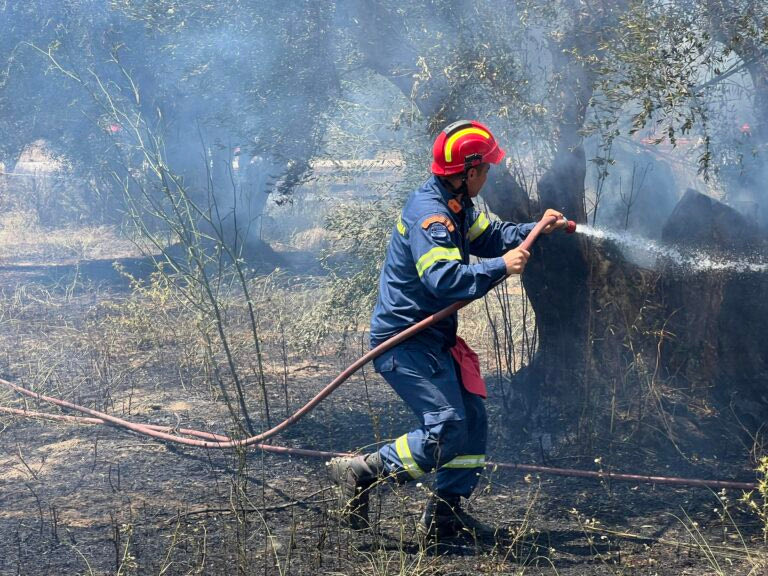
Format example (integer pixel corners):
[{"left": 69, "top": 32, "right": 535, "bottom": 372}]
[{"left": 0, "top": 215, "right": 758, "bottom": 491}]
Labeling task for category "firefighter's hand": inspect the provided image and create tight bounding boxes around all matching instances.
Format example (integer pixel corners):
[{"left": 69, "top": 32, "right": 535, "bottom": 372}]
[
  {"left": 503, "top": 247, "right": 530, "bottom": 275},
  {"left": 541, "top": 208, "right": 567, "bottom": 234}
]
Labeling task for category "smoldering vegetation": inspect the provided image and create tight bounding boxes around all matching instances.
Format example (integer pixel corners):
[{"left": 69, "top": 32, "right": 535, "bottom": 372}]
[{"left": 1, "top": 1, "right": 768, "bottom": 574}]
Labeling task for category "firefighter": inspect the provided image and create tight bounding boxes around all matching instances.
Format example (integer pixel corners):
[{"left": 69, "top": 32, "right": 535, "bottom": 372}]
[{"left": 329, "top": 120, "right": 566, "bottom": 540}]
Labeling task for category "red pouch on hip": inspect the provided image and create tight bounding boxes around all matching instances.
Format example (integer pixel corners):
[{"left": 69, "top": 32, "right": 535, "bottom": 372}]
[{"left": 450, "top": 336, "right": 487, "bottom": 398}]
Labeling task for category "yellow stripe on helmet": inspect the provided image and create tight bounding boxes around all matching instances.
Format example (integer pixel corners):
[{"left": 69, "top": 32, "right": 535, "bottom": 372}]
[{"left": 444, "top": 128, "right": 490, "bottom": 163}]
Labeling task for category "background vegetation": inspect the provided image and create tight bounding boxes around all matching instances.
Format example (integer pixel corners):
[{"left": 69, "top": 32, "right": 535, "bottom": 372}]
[{"left": 1, "top": 1, "right": 767, "bottom": 574}]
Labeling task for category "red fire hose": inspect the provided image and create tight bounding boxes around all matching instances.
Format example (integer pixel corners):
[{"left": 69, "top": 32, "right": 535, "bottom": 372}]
[
  {"left": 0, "top": 404, "right": 756, "bottom": 490},
  {"left": 0, "top": 215, "right": 759, "bottom": 490}
]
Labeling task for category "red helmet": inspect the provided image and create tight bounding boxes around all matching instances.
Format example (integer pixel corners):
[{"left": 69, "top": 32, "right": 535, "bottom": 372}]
[{"left": 431, "top": 120, "right": 505, "bottom": 176}]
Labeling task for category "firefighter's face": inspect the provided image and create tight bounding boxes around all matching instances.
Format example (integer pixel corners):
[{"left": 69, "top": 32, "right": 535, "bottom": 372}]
[{"left": 466, "top": 163, "right": 490, "bottom": 197}]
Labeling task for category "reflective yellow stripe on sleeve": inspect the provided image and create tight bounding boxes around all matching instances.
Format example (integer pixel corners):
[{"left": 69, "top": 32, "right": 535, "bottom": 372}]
[
  {"left": 442, "top": 454, "right": 486, "bottom": 469},
  {"left": 415, "top": 246, "right": 462, "bottom": 277},
  {"left": 396, "top": 213, "right": 407, "bottom": 236},
  {"left": 395, "top": 434, "right": 425, "bottom": 479},
  {"left": 468, "top": 212, "right": 490, "bottom": 242}
]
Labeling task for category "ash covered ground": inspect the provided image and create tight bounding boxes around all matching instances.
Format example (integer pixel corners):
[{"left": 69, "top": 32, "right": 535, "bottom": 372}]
[{"left": 0, "top": 229, "right": 764, "bottom": 576}]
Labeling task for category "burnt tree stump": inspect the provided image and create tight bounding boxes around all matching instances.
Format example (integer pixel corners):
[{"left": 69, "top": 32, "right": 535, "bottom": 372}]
[
  {"left": 487, "top": 182, "right": 768, "bottom": 454},
  {"left": 660, "top": 189, "right": 768, "bottom": 434}
]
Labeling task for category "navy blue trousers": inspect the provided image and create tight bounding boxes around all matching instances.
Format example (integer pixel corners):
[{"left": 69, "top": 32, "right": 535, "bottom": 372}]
[{"left": 373, "top": 343, "right": 487, "bottom": 498}]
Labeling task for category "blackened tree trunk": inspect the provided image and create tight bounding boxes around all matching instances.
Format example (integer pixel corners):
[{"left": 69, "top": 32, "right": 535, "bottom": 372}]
[
  {"left": 519, "top": 146, "right": 591, "bottom": 432},
  {"left": 484, "top": 25, "right": 594, "bottom": 434}
]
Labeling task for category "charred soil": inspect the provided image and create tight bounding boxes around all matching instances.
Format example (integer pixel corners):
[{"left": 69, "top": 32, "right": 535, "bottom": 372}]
[{"left": 0, "top": 252, "right": 766, "bottom": 575}]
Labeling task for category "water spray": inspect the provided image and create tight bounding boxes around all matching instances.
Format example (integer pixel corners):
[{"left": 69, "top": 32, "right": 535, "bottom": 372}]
[{"left": 575, "top": 224, "right": 768, "bottom": 274}]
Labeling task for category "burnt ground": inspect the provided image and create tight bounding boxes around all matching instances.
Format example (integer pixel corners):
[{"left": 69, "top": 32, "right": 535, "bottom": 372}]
[{"left": 0, "top": 256, "right": 766, "bottom": 576}]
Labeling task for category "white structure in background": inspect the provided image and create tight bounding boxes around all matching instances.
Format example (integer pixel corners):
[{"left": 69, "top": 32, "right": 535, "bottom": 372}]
[{"left": 308, "top": 151, "right": 406, "bottom": 201}]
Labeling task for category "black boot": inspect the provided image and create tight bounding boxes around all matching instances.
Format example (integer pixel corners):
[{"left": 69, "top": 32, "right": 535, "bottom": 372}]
[
  {"left": 418, "top": 494, "right": 497, "bottom": 542},
  {"left": 327, "top": 452, "right": 385, "bottom": 529}
]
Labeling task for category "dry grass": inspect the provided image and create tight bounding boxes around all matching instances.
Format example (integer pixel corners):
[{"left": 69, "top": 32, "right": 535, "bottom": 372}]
[{"left": 0, "top": 211, "right": 139, "bottom": 265}]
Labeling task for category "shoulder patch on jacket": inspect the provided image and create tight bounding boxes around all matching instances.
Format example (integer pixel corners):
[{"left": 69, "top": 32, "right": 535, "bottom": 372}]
[
  {"left": 421, "top": 214, "right": 455, "bottom": 233},
  {"left": 428, "top": 224, "right": 449, "bottom": 239}
]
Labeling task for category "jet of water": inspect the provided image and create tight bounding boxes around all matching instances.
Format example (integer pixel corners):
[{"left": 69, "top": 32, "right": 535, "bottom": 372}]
[{"left": 576, "top": 225, "right": 768, "bottom": 274}]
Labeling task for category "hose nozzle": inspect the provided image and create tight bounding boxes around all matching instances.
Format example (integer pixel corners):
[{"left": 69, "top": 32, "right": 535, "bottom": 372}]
[{"left": 564, "top": 219, "right": 577, "bottom": 234}]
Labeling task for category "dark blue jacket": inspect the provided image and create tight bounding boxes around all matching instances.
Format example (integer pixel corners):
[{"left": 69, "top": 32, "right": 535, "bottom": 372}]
[{"left": 370, "top": 176, "right": 534, "bottom": 349}]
